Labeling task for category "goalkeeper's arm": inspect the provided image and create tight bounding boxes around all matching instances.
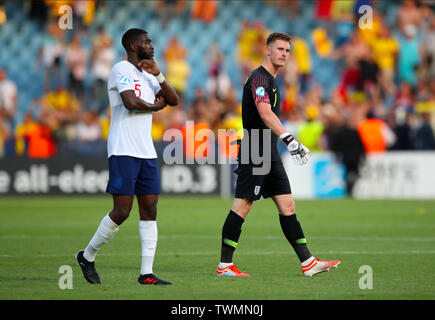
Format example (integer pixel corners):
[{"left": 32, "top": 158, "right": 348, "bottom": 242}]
[
  {"left": 256, "top": 102, "right": 288, "bottom": 136},
  {"left": 257, "top": 101, "right": 309, "bottom": 164}
]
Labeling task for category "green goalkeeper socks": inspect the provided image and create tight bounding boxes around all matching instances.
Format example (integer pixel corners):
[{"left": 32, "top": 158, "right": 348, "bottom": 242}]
[
  {"left": 279, "top": 213, "right": 312, "bottom": 263},
  {"left": 220, "top": 210, "right": 245, "bottom": 263}
]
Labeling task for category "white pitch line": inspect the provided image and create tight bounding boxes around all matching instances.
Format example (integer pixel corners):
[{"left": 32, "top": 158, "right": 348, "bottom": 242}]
[
  {"left": 1, "top": 234, "right": 435, "bottom": 242},
  {"left": 1, "top": 250, "right": 435, "bottom": 259}
]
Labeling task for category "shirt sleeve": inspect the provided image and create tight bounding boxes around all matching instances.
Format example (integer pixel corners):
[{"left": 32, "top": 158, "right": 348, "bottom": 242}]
[
  {"left": 112, "top": 64, "right": 135, "bottom": 94},
  {"left": 151, "top": 76, "right": 161, "bottom": 96},
  {"left": 250, "top": 72, "right": 271, "bottom": 105}
]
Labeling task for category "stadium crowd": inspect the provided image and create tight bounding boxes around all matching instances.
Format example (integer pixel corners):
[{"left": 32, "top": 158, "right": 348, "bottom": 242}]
[{"left": 0, "top": 0, "right": 434, "bottom": 159}]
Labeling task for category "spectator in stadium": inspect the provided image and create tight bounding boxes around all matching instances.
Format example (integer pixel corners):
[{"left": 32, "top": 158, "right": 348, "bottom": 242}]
[
  {"left": 75, "top": 110, "right": 102, "bottom": 142},
  {"left": 298, "top": 105, "right": 324, "bottom": 152},
  {"left": 90, "top": 35, "right": 115, "bottom": 114},
  {"left": 356, "top": 7, "right": 382, "bottom": 46},
  {"left": 357, "top": 108, "right": 396, "bottom": 153},
  {"left": 390, "top": 109, "right": 416, "bottom": 150},
  {"left": 41, "top": 83, "right": 81, "bottom": 131},
  {"left": 205, "top": 94, "right": 226, "bottom": 130},
  {"left": 183, "top": 100, "right": 212, "bottom": 159},
  {"left": 395, "top": 81, "right": 415, "bottom": 111},
  {"left": 205, "top": 42, "right": 231, "bottom": 100},
  {"left": 0, "top": 69, "right": 18, "bottom": 127},
  {"left": 215, "top": 92, "right": 243, "bottom": 160},
  {"left": 21, "top": 109, "right": 57, "bottom": 158},
  {"left": 28, "top": 0, "right": 49, "bottom": 25},
  {"left": 370, "top": 25, "right": 399, "bottom": 96},
  {"left": 326, "top": 108, "right": 365, "bottom": 197},
  {"left": 265, "top": 0, "right": 300, "bottom": 19},
  {"left": 36, "top": 21, "right": 65, "bottom": 92},
  {"left": 397, "top": 0, "right": 423, "bottom": 35},
  {"left": 191, "top": 0, "right": 218, "bottom": 23},
  {"left": 334, "top": 9, "right": 355, "bottom": 48},
  {"left": 0, "top": 112, "right": 10, "bottom": 157},
  {"left": 291, "top": 36, "right": 312, "bottom": 95},
  {"left": 163, "top": 37, "right": 190, "bottom": 98},
  {"left": 14, "top": 112, "right": 37, "bottom": 157},
  {"left": 71, "top": 0, "right": 96, "bottom": 28},
  {"left": 328, "top": 32, "right": 370, "bottom": 102},
  {"left": 358, "top": 49, "right": 380, "bottom": 95},
  {"left": 92, "top": 26, "right": 111, "bottom": 52},
  {"left": 237, "top": 21, "right": 269, "bottom": 81},
  {"left": 98, "top": 107, "right": 110, "bottom": 141},
  {"left": 66, "top": 34, "right": 88, "bottom": 104},
  {"left": 397, "top": 24, "right": 424, "bottom": 88},
  {"left": 70, "top": 110, "right": 105, "bottom": 156},
  {"left": 311, "top": 27, "right": 334, "bottom": 58},
  {"left": 155, "top": 0, "right": 186, "bottom": 29},
  {"left": 0, "top": 2, "right": 5, "bottom": 25},
  {"left": 37, "top": 83, "right": 80, "bottom": 154},
  {"left": 415, "top": 112, "right": 435, "bottom": 150},
  {"left": 422, "top": 13, "right": 435, "bottom": 81},
  {"left": 163, "top": 36, "right": 187, "bottom": 63},
  {"left": 315, "top": 0, "right": 333, "bottom": 20}
]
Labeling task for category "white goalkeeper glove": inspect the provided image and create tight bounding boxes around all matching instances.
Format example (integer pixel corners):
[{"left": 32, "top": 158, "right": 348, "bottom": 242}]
[{"left": 280, "top": 133, "right": 310, "bottom": 165}]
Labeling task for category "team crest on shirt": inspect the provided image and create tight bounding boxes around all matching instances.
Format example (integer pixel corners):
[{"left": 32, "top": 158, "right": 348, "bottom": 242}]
[
  {"left": 254, "top": 185, "right": 261, "bottom": 196},
  {"left": 119, "top": 76, "right": 131, "bottom": 85},
  {"left": 255, "top": 86, "right": 265, "bottom": 97}
]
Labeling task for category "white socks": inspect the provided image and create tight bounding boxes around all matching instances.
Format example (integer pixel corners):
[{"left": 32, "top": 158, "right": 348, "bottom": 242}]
[
  {"left": 301, "top": 256, "right": 315, "bottom": 266},
  {"left": 83, "top": 214, "right": 119, "bottom": 262},
  {"left": 82, "top": 215, "right": 158, "bottom": 275},
  {"left": 139, "top": 220, "right": 158, "bottom": 275},
  {"left": 218, "top": 262, "right": 233, "bottom": 268}
]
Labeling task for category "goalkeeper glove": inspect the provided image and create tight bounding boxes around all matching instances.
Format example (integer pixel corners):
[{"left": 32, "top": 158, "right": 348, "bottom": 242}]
[{"left": 280, "top": 133, "right": 310, "bottom": 165}]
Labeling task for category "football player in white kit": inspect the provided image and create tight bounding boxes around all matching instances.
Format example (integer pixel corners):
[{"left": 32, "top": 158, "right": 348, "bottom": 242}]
[{"left": 76, "top": 28, "right": 179, "bottom": 285}]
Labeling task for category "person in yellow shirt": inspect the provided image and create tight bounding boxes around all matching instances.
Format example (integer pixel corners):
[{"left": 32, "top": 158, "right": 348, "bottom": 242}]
[
  {"left": 357, "top": 10, "right": 382, "bottom": 46},
  {"left": 99, "top": 107, "right": 110, "bottom": 140},
  {"left": 14, "top": 113, "right": 37, "bottom": 156},
  {"left": 164, "top": 36, "right": 187, "bottom": 63},
  {"left": 293, "top": 37, "right": 312, "bottom": 94},
  {"left": 42, "top": 84, "right": 80, "bottom": 130},
  {"left": 298, "top": 105, "right": 324, "bottom": 151},
  {"left": 370, "top": 26, "right": 398, "bottom": 95},
  {"left": 237, "top": 21, "right": 269, "bottom": 80}
]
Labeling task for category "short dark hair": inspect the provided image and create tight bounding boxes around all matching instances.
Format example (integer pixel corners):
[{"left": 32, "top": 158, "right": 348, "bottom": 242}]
[
  {"left": 266, "top": 32, "right": 292, "bottom": 46},
  {"left": 122, "top": 28, "right": 147, "bottom": 52}
]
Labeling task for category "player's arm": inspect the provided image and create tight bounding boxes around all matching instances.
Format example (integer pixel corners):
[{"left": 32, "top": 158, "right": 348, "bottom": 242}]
[
  {"left": 256, "top": 101, "right": 309, "bottom": 165},
  {"left": 138, "top": 59, "right": 179, "bottom": 106},
  {"left": 120, "top": 90, "right": 166, "bottom": 112},
  {"left": 257, "top": 101, "right": 287, "bottom": 137}
]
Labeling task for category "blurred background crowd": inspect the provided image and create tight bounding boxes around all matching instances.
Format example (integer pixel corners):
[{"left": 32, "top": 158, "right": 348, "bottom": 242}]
[{"left": 0, "top": 0, "right": 434, "bottom": 160}]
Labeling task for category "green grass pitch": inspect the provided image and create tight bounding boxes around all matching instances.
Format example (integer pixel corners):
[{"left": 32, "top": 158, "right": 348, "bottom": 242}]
[{"left": 0, "top": 196, "right": 434, "bottom": 300}]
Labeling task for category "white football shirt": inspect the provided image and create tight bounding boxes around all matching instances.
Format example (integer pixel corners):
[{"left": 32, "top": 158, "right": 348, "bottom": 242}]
[{"left": 107, "top": 60, "right": 161, "bottom": 159}]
